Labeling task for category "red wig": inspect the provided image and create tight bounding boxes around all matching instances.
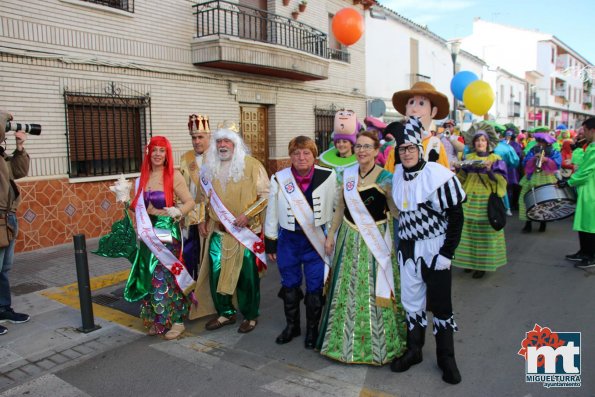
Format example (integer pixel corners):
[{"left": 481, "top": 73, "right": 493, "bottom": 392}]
[{"left": 130, "top": 136, "right": 174, "bottom": 210}]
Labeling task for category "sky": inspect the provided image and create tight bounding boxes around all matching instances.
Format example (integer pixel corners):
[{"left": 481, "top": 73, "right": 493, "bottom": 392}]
[{"left": 379, "top": 0, "right": 595, "bottom": 65}]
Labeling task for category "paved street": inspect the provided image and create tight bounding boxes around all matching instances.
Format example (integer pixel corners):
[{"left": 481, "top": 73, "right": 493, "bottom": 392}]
[{"left": 1, "top": 215, "right": 593, "bottom": 397}]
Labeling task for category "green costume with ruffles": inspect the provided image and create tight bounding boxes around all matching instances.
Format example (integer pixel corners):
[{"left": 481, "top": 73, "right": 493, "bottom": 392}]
[
  {"left": 125, "top": 215, "right": 190, "bottom": 334},
  {"left": 317, "top": 169, "right": 406, "bottom": 365}
]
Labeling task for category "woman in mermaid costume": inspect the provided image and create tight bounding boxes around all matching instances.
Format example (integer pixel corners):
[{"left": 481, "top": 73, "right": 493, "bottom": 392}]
[{"left": 124, "top": 136, "right": 195, "bottom": 339}]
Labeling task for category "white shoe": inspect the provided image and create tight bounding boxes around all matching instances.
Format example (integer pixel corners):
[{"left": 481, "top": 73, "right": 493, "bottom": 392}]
[
  {"left": 164, "top": 323, "right": 185, "bottom": 340},
  {"left": 506, "top": 209, "right": 513, "bottom": 216}
]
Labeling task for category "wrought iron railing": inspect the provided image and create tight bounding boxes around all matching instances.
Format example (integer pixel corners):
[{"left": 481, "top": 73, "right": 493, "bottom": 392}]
[
  {"left": 192, "top": 1, "right": 329, "bottom": 59},
  {"left": 314, "top": 106, "right": 337, "bottom": 153},
  {"left": 81, "top": 0, "right": 134, "bottom": 12},
  {"left": 328, "top": 48, "right": 350, "bottom": 63},
  {"left": 64, "top": 82, "right": 150, "bottom": 178}
]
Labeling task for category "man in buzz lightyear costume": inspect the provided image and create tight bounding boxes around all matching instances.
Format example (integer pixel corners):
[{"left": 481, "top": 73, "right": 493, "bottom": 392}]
[
  {"left": 318, "top": 109, "right": 359, "bottom": 176},
  {"left": 188, "top": 121, "right": 270, "bottom": 334},
  {"left": 179, "top": 114, "right": 211, "bottom": 279}
]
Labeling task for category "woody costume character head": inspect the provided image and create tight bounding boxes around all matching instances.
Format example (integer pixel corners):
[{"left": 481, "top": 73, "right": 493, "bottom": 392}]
[
  {"left": 392, "top": 82, "right": 451, "bottom": 166},
  {"left": 392, "top": 82, "right": 450, "bottom": 133}
]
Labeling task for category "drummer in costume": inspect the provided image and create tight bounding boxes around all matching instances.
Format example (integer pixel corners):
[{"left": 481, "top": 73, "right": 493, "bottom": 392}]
[
  {"left": 188, "top": 122, "right": 270, "bottom": 334},
  {"left": 179, "top": 114, "right": 210, "bottom": 279},
  {"left": 452, "top": 122, "right": 508, "bottom": 278},
  {"left": 318, "top": 130, "right": 406, "bottom": 366},
  {"left": 390, "top": 117, "right": 466, "bottom": 384},
  {"left": 125, "top": 136, "right": 196, "bottom": 340},
  {"left": 519, "top": 133, "right": 561, "bottom": 233},
  {"left": 318, "top": 110, "right": 359, "bottom": 176},
  {"left": 265, "top": 136, "right": 337, "bottom": 348},
  {"left": 384, "top": 82, "right": 451, "bottom": 172}
]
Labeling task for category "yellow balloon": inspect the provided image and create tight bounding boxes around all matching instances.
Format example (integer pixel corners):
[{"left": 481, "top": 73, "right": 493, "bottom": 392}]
[{"left": 462, "top": 80, "right": 494, "bottom": 116}]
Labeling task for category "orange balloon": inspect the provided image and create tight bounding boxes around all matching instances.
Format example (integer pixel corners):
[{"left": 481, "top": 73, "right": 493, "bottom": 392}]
[{"left": 332, "top": 8, "right": 364, "bottom": 46}]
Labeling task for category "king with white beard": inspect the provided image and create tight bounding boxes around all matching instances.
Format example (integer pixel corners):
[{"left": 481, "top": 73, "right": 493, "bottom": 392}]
[{"left": 189, "top": 122, "right": 270, "bottom": 334}]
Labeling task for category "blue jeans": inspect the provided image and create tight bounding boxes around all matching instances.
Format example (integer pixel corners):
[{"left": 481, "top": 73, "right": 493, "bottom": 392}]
[{"left": 0, "top": 212, "right": 18, "bottom": 310}]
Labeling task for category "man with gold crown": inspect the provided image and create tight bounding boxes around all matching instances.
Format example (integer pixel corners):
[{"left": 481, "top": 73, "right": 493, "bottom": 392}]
[
  {"left": 390, "top": 116, "right": 466, "bottom": 384},
  {"left": 384, "top": 82, "right": 451, "bottom": 172},
  {"left": 188, "top": 121, "right": 270, "bottom": 334},
  {"left": 179, "top": 114, "right": 210, "bottom": 279}
]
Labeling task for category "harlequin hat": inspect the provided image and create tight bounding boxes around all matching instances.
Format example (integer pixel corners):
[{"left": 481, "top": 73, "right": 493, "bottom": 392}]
[
  {"left": 394, "top": 116, "right": 424, "bottom": 148},
  {"left": 392, "top": 82, "right": 450, "bottom": 120}
]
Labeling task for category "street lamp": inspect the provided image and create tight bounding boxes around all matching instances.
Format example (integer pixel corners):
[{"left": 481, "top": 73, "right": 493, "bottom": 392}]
[{"left": 448, "top": 40, "right": 462, "bottom": 123}]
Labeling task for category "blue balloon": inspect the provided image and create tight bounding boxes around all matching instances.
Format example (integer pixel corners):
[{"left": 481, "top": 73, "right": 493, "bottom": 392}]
[{"left": 450, "top": 71, "right": 479, "bottom": 101}]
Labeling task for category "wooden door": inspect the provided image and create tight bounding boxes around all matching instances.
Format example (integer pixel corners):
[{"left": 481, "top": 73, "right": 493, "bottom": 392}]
[{"left": 240, "top": 105, "right": 268, "bottom": 167}]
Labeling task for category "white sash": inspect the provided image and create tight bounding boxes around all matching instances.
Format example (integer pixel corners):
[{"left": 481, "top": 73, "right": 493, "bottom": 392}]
[
  {"left": 200, "top": 174, "right": 267, "bottom": 264},
  {"left": 276, "top": 168, "right": 331, "bottom": 283},
  {"left": 134, "top": 181, "right": 195, "bottom": 295},
  {"left": 343, "top": 165, "right": 395, "bottom": 304}
]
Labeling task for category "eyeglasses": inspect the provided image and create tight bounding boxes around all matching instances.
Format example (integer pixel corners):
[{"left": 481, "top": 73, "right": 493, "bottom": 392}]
[
  {"left": 354, "top": 144, "right": 375, "bottom": 151},
  {"left": 397, "top": 145, "right": 418, "bottom": 154}
]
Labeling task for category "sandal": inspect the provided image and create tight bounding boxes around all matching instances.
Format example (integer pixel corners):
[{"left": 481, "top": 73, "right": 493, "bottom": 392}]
[
  {"left": 147, "top": 324, "right": 158, "bottom": 336},
  {"left": 164, "top": 323, "right": 185, "bottom": 340},
  {"left": 238, "top": 319, "right": 257, "bottom": 334},
  {"left": 205, "top": 314, "right": 237, "bottom": 331}
]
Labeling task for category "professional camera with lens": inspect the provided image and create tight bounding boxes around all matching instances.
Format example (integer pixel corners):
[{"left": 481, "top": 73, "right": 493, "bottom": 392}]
[{"left": 5, "top": 121, "right": 41, "bottom": 135}]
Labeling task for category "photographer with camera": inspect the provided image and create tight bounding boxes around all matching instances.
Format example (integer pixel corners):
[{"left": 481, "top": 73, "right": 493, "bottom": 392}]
[{"left": 0, "top": 110, "right": 31, "bottom": 335}]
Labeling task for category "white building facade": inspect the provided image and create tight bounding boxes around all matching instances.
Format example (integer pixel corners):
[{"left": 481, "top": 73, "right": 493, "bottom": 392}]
[
  {"left": 461, "top": 18, "right": 594, "bottom": 130},
  {"left": 364, "top": 5, "right": 485, "bottom": 129},
  {"left": 0, "top": 0, "right": 371, "bottom": 251}
]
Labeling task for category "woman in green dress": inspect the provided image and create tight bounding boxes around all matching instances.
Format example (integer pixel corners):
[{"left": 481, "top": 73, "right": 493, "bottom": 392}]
[
  {"left": 318, "top": 131, "right": 406, "bottom": 365},
  {"left": 452, "top": 122, "right": 507, "bottom": 278},
  {"left": 125, "top": 136, "right": 195, "bottom": 339}
]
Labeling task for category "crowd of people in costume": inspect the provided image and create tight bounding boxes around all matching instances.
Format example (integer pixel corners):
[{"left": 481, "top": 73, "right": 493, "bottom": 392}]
[{"left": 93, "top": 80, "right": 594, "bottom": 386}]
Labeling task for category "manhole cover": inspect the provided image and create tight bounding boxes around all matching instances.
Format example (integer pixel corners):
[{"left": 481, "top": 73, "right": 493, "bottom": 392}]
[
  {"left": 11, "top": 282, "right": 47, "bottom": 296},
  {"left": 92, "top": 294, "right": 120, "bottom": 306}
]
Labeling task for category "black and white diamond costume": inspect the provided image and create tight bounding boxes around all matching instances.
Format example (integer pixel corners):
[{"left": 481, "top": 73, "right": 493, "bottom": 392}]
[{"left": 390, "top": 117, "right": 466, "bottom": 384}]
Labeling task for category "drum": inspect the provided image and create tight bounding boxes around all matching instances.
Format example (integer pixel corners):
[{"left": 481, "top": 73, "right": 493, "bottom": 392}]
[{"left": 524, "top": 183, "right": 576, "bottom": 222}]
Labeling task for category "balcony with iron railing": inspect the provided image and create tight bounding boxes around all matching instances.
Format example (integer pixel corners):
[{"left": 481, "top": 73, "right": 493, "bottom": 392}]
[{"left": 191, "top": 0, "right": 332, "bottom": 81}]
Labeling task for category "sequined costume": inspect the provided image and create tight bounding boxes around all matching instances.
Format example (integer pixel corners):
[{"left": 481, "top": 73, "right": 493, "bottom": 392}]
[
  {"left": 317, "top": 166, "right": 407, "bottom": 365},
  {"left": 125, "top": 189, "right": 191, "bottom": 334}
]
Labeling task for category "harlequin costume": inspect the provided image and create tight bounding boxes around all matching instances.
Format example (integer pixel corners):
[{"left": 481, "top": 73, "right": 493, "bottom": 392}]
[
  {"left": 188, "top": 124, "right": 270, "bottom": 334},
  {"left": 389, "top": 117, "right": 466, "bottom": 384},
  {"left": 519, "top": 133, "right": 561, "bottom": 233},
  {"left": 317, "top": 163, "right": 406, "bottom": 365},
  {"left": 265, "top": 147, "right": 337, "bottom": 348},
  {"left": 452, "top": 122, "right": 508, "bottom": 275},
  {"left": 178, "top": 114, "right": 210, "bottom": 279}
]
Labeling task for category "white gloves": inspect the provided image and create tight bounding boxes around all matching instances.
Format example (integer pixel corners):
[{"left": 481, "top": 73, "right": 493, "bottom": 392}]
[
  {"left": 434, "top": 254, "right": 452, "bottom": 271},
  {"left": 164, "top": 206, "right": 183, "bottom": 220},
  {"left": 109, "top": 175, "right": 132, "bottom": 203}
]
